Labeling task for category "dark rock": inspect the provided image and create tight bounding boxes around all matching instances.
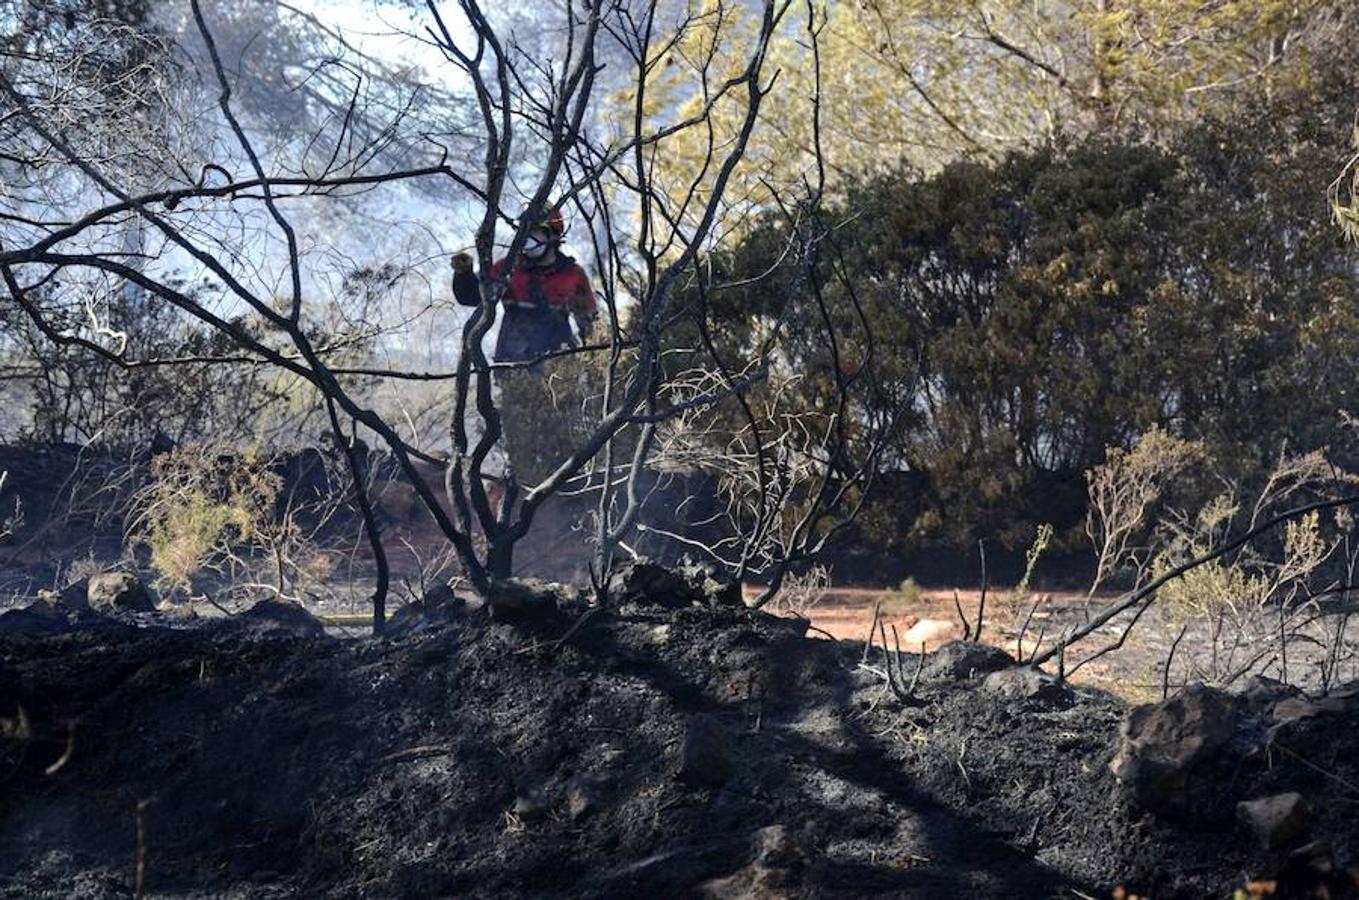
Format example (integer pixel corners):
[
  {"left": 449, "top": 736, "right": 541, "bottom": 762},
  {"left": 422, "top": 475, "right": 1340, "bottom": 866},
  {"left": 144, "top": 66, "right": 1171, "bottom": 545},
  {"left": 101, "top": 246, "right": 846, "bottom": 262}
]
[
  {"left": 86, "top": 572, "right": 154, "bottom": 613},
  {"left": 608, "top": 559, "right": 743, "bottom": 609},
  {"left": 489, "top": 579, "right": 561, "bottom": 622},
  {"left": 609, "top": 560, "right": 699, "bottom": 608},
  {"left": 981, "top": 666, "right": 1069, "bottom": 703},
  {"left": 677, "top": 714, "right": 735, "bottom": 789},
  {"left": 1110, "top": 683, "right": 1239, "bottom": 815},
  {"left": 37, "top": 578, "right": 89, "bottom": 611},
  {"left": 565, "top": 774, "right": 608, "bottom": 820},
  {"left": 234, "top": 598, "right": 326, "bottom": 638},
  {"left": 699, "top": 825, "right": 803, "bottom": 898},
  {"left": 1237, "top": 675, "right": 1304, "bottom": 713},
  {"left": 924, "top": 641, "right": 1013, "bottom": 681},
  {"left": 762, "top": 613, "right": 811, "bottom": 639},
  {"left": 513, "top": 786, "right": 548, "bottom": 823},
  {"left": 1288, "top": 839, "right": 1333, "bottom": 870},
  {"left": 1237, "top": 792, "right": 1309, "bottom": 850},
  {"left": 1271, "top": 697, "right": 1327, "bottom": 723},
  {"left": 386, "top": 583, "right": 470, "bottom": 637},
  {"left": 1276, "top": 839, "right": 1359, "bottom": 897},
  {"left": 422, "top": 582, "right": 463, "bottom": 615},
  {"left": 385, "top": 603, "right": 428, "bottom": 636},
  {"left": 676, "top": 560, "right": 744, "bottom": 608}
]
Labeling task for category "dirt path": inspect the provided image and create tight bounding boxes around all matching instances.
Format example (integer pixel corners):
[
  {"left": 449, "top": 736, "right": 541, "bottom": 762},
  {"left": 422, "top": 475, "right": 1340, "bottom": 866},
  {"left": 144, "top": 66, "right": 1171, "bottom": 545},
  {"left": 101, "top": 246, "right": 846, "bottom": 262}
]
[{"left": 803, "top": 586, "right": 1174, "bottom": 702}]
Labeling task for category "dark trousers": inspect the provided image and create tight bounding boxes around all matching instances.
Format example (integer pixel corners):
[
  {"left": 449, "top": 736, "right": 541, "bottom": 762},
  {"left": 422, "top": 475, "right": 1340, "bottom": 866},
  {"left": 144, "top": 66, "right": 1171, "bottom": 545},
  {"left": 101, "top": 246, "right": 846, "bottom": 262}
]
[{"left": 493, "top": 306, "right": 582, "bottom": 487}]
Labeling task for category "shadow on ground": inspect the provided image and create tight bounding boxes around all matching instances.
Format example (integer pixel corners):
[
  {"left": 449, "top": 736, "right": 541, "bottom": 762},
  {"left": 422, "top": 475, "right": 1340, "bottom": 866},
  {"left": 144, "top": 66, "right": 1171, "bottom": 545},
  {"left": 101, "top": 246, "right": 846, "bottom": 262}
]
[{"left": 2, "top": 573, "right": 1357, "bottom": 898}]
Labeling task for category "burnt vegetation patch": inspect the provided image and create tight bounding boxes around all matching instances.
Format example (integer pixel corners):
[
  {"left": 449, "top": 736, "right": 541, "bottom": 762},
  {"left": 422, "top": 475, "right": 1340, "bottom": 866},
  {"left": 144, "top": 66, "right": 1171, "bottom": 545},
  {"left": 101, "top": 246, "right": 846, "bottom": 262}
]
[
  {"left": 6, "top": 2, "right": 1359, "bottom": 897},
  {"left": 3, "top": 575, "right": 1359, "bottom": 898}
]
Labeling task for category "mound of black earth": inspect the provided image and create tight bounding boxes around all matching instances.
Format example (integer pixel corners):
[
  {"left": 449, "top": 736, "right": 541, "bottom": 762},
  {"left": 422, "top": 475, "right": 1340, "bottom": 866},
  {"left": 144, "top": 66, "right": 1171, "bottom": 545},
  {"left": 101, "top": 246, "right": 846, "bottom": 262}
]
[{"left": 2, "top": 585, "right": 1358, "bottom": 898}]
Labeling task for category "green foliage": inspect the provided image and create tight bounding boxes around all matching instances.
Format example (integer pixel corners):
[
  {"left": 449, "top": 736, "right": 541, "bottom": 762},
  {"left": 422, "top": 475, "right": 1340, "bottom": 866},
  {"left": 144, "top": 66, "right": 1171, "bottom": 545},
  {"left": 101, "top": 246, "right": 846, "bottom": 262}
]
[
  {"left": 704, "top": 81, "right": 1359, "bottom": 553},
  {"left": 1144, "top": 450, "right": 1351, "bottom": 686},
  {"left": 130, "top": 447, "right": 280, "bottom": 593},
  {"left": 631, "top": 0, "right": 1359, "bottom": 217},
  {"left": 1086, "top": 426, "right": 1207, "bottom": 592},
  {"left": 1017, "top": 524, "right": 1053, "bottom": 599},
  {"left": 1006, "top": 523, "right": 1054, "bottom": 615}
]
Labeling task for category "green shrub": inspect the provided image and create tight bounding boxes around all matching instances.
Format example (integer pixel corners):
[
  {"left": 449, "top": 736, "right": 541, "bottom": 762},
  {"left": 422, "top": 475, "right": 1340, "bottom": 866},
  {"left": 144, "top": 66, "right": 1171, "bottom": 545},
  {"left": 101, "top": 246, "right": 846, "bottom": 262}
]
[{"left": 129, "top": 446, "right": 279, "bottom": 594}]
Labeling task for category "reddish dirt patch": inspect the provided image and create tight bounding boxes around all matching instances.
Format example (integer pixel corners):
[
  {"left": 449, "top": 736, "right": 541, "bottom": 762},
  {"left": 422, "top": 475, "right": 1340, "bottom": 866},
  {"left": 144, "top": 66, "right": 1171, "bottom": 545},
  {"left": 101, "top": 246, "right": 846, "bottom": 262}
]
[{"left": 808, "top": 586, "right": 1096, "bottom": 643}]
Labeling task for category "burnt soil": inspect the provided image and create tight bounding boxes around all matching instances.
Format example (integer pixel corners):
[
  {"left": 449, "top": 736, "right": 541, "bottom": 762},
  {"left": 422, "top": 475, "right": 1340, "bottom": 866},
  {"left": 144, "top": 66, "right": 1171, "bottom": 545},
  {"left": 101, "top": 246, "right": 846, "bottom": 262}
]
[{"left": 3, "top": 592, "right": 1359, "bottom": 898}]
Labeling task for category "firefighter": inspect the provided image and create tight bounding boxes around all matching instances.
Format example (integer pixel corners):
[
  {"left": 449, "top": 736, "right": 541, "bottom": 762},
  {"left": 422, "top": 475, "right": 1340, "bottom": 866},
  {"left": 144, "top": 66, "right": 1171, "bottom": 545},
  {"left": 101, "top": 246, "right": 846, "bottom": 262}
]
[
  {"left": 449, "top": 210, "right": 597, "bottom": 488},
  {"left": 449, "top": 209, "right": 596, "bottom": 361}
]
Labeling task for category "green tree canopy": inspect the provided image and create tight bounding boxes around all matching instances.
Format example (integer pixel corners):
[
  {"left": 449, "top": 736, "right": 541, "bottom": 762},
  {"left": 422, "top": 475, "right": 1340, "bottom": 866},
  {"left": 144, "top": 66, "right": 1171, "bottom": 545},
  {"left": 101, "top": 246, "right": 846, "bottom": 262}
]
[{"left": 693, "top": 79, "right": 1359, "bottom": 551}]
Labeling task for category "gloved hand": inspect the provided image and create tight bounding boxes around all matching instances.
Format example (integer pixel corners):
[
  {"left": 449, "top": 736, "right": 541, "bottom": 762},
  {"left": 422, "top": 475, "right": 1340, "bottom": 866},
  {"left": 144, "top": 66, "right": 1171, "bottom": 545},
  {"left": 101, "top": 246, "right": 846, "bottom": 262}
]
[{"left": 451, "top": 252, "right": 473, "bottom": 273}]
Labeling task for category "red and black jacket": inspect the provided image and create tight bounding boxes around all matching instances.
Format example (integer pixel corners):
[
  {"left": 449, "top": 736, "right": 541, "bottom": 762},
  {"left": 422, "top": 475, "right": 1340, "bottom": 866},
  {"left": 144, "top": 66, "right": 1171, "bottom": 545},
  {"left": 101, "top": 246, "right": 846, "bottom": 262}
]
[{"left": 453, "top": 254, "right": 596, "bottom": 363}]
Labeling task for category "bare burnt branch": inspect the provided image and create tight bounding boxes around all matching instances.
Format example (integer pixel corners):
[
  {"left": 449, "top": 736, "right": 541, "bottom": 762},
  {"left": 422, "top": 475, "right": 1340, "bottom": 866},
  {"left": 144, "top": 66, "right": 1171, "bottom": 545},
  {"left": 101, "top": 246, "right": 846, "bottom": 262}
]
[
  {"left": 1, "top": 0, "right": 886, "bottom": 618},
  {"left": 1035, "top": 493, "right": 1359, "bottom": 670}
]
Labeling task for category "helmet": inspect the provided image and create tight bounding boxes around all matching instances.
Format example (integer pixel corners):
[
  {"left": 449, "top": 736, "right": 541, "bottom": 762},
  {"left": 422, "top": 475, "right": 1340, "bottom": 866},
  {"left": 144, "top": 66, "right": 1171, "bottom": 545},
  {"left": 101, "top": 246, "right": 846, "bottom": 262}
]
[{"left": 525, "top": 208, "right": 567, "bottom": 242}]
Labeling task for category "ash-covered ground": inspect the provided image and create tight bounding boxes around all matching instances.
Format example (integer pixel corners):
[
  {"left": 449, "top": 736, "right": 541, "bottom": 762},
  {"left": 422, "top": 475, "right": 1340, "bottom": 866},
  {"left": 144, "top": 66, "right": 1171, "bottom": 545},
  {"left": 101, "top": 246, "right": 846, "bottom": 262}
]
[{"left": 3, "top": 563, "right": 1358, "bottom": 898}]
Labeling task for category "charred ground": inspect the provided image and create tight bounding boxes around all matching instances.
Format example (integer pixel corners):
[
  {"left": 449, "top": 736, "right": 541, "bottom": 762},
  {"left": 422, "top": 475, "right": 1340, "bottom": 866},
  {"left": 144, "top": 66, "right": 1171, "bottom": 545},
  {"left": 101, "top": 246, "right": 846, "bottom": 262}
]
[{"left": 2, "top": 569, "right": 1358, "bottom": 898}]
